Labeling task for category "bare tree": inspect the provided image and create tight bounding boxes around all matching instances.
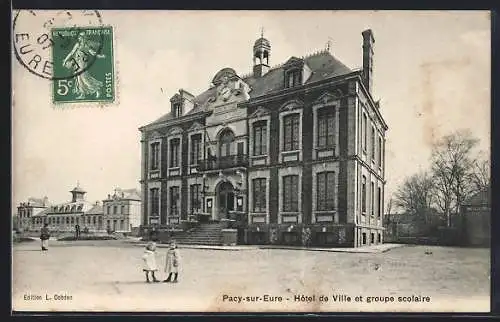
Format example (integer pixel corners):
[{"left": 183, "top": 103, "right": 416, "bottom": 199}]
[
  {"left": 469, "top": 152, "right": 490, "bottom": 193},
  {"left": 386, "top": 197, "right": 393, "bottom": 216},
  {"left": 430, "top": 130, "right": 479, "bottom": 226},
  {"left": 394, "top": 171, "right": 435, "bottom": 225}
]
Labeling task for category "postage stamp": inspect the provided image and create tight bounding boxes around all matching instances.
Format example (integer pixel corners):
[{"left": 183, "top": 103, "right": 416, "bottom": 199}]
[{"left": 51, "top": 26, "right": 115, "bottom": 104}]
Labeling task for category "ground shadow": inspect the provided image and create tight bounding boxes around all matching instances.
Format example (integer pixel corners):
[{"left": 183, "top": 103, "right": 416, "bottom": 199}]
[
  {"left": 13, "top": 249, "right": 46, "bottom": 252},
  {"left": 93, "top": 280, "right": 156, "bottom": 286}
]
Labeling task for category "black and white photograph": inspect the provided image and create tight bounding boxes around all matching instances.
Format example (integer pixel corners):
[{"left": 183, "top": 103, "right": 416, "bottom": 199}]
[{"left": 12, "top": 10, "right": 491, "bottom": 312}]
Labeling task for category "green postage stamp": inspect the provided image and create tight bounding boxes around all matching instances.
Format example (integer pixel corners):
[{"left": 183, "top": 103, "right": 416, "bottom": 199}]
[{"left": 51, "top": 26, "right": 115, "bottom": 104}]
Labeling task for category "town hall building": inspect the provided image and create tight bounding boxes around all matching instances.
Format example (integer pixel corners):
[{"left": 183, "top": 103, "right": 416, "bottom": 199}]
[{"left": 139, "top": 29, "right": 388, "bottom": 247}]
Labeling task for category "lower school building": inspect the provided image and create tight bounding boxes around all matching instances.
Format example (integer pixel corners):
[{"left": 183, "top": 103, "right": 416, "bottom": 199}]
[{"left": 24, "top": 185, "right": 142, "bottom": 235}]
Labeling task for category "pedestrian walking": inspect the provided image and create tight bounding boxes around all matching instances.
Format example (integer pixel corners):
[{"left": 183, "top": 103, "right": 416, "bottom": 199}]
[
  {"left": 142, "top": 241, "right": 160, "bottom": 283},
  {"left": 163, "top": 240, "right": 181, "bottom": 283},
  {"left": 75, "top": 224, "right": 80, "bottom": 239},
  {"left": 40, "top": 223, "right": 50, "bottom": 251}
]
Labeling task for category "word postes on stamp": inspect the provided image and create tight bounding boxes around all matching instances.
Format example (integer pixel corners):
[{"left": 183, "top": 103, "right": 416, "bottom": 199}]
[{"left": 52, "top": 26, "right": 115, "bottom": 104}]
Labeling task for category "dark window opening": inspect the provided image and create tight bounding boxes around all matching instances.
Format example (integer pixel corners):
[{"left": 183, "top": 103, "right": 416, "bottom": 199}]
[
  {"left": 283, "top": 175, "right": 299, "bottom": 212},
  {"left": 283, "top": 114, "right": 300, "bottom": 151},
  {"left": 317, "top": 172, "right": 335, "bottom": 211},
  {"left": 317, "top": 107, "right": 335, "bottom": 149},
  {"left": 253, "top": 178, "right": 267, "bottom": 212}
]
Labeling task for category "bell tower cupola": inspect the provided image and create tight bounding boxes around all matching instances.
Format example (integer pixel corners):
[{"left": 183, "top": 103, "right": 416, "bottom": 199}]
[
  {"left": 253, "top": 28, "right": 271, "bottom": 77},
  {"left": 70, "top": 181, "right": 86, "bottom": 202}
]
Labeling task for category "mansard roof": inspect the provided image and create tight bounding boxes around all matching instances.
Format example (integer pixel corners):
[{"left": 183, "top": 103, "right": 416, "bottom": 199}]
[
  {"left": 85, "top": 203, "right": 104, "bottom": 215},
  {"left": 143, "top": 50, "right": 352, "bottom": 129}
]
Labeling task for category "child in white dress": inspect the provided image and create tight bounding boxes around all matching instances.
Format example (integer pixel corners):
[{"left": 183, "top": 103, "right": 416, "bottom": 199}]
[{"left": 142, "top": 241, "right": 160, "bottom": 283}]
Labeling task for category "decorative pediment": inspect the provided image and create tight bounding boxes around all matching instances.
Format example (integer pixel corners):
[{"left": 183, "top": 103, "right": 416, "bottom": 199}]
[
  {"left": 170, "top": 93, "right": 182, "bottom": 103},
  {"left": 167, "top": 126, "right": 183, "bottom": 137},
  {"left": 149, "top": 131, "right": 162, "bottom": 140},
  {"left": 314, "top": 91, "right": 342, "bottom": 106},
  {"left": 249, "top": 106, "right": 271, "bottom": 119},
  {"left": 283, "top": 56, "right": 304, "bottom": 69},
  {"left": 280, "top": 99, "right": 304, "bottom": 112},
  {"left": 188, "top": 122, "right": 204, "bottom": 132},
  {"left": 212, "top": 68, "right": 239, "bottom": 86}
]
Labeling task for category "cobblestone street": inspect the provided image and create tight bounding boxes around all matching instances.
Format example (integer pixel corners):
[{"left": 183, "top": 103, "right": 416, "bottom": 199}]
[{"left": 12, "top": 241, "right": 490, "bottom": 312}]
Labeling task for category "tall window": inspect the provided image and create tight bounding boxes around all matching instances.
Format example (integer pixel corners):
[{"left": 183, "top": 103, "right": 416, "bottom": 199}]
[
  {"left": 370, "top": 182, "right": 375, "bottom": 216},
  {"left": 173, "top": 103, "right": 182, "bottom": 117},
  {"left": 150, "top": 188, "right": 160, "bottom": 217},
  {"left": 190, "top": 134, "right": 202, "bottom": 165},
  {"left": 121, "top": 205, "right": 125, "bottom": 214},
  {"left": 253, "top": 121, "right": 267, "bottom": 156},
  {"left": 317, "top": 171, "right": 335, "bottom": 211},
  {"left": 253, "top": 178, "right": 267, "bottom": 212},
  {"left": 113, "top": 205, "right": 117, "bottom": 214},
  {"left": 169, "top": 186, "right": 179, "bottom": 216},
  {"left": 371, "top": 127, "right": 376, "bottom": 161},
  {"left": 362, "top": 113, "right": 367, "bottom": 152},
  {"left": 170, "top": 138, "right": 180, "bottom": 167},
  {"left": 107, "top": 206, "right": 111, "bottom": 215},
  {"left": 283, "top": 114, "right": 300, "bottom": 151},
  {"left": 150, "top": 142, "right": 160, "bottom": 170},
  {"left": 362, "top": 175, "right": 367, "bottom": 214},
  {"left": 283, "top": 175, "right": 299, "bottom": 212},
  {"left": 286, "top": 70, "right": 302, "bottom": 88},
  {"left": 219, "top": 130, "right": 234, "bottom": 157},
  {"left": 377, "top": 187, "right": 382, "bottom": 218},
  {"left": 318, "top": 107, "right": 335, "bottom": 149},
  {"left": 190, "top": 184, "right": 201, "bottom": 212},
  {"left": 378, "top": 137, "right": 382, "bottom": 168}
]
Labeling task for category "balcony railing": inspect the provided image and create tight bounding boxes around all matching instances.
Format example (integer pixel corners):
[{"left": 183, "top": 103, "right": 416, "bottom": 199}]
[{"left": 197, "top": 154, "right": 249, "bottom": 171}]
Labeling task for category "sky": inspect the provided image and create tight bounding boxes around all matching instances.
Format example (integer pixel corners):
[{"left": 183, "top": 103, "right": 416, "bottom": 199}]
[{"left": 12, "top": 10, "right": 491, "bottom": 210}]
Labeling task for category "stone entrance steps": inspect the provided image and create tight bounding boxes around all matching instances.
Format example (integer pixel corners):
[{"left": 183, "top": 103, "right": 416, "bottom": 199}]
[{"left": 172, "top": 222, "right": 225, "bottom": 246}]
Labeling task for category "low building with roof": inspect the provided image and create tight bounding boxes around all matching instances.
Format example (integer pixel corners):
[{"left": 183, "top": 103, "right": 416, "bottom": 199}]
[
  {"left": 30, "top": 183, "right": 105, "bottom": 233},
  {"left": 102, "top": 188, "right": 141, "bottom": 234},
  {"left": 460, "top": 187, "right": 491, "bottom": 247}
]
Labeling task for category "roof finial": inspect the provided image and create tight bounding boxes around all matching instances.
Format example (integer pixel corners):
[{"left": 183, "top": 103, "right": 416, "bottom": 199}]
[
  {"left": 260, "top": 26, "right": 264, "bottom": 38},
  {"left": 326, "top": 37, "right": 333, "bottom": 51},
  {"left": 77, "top": 180, "right": 80, "bottom": 188}
]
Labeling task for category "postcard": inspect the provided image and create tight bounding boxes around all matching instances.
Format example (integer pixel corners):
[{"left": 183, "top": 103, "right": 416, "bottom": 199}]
[{"left": 12, "top": 10, "right": 491, "bottom": 313}]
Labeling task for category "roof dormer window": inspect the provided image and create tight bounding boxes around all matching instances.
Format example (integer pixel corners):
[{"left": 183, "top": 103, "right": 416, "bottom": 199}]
[
  {"left": 173, "top": 102, "right": 182, "bottom": 118},
  {"left": 286, "top": 69, "right": 302, "bottom": 88}
]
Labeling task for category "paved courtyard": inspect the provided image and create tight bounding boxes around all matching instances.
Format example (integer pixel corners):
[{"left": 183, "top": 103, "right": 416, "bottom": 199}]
[{"left": 12, "top": 240, "right": 490, "bottom": 312}]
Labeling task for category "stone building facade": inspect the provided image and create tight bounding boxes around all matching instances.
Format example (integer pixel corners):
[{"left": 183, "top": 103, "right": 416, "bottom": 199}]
[
  {"left": 102, "top": 188, "right": 142, "bottom": 234},
  {"left": 16, "top": 197, "right": 49, "bottom": 231},
  {"left": 139, "top": 29, "right": 387, "bottom": 247}
]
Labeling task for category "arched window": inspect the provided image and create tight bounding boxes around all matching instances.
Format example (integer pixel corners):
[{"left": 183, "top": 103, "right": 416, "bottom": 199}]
[
  {"left": 71, "top": 205, "right": 76, "bottom": 212},
  {"left": 219, "top": 129, "right": 234, "bottom": 158},
  {"left": 77, "top": 205, "right": 83, "bottom": 212}
]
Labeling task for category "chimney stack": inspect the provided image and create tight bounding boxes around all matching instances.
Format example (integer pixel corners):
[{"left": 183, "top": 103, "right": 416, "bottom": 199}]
[{"left": 362, "top": 29, "right": 375, "bottom": 93}]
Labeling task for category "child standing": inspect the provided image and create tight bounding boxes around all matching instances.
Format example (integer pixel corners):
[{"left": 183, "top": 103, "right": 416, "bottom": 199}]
[
  {"left": 142, "top": 241, "right": 160, "bottom": 283},
  {"left": 163, "top": 240, "right": 181, "bottom": 283}
]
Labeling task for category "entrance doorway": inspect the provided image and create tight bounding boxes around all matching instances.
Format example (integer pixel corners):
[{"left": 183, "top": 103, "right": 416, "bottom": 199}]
[{"left": 217, "top": 181, "right": 234, "bottom": 220}]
